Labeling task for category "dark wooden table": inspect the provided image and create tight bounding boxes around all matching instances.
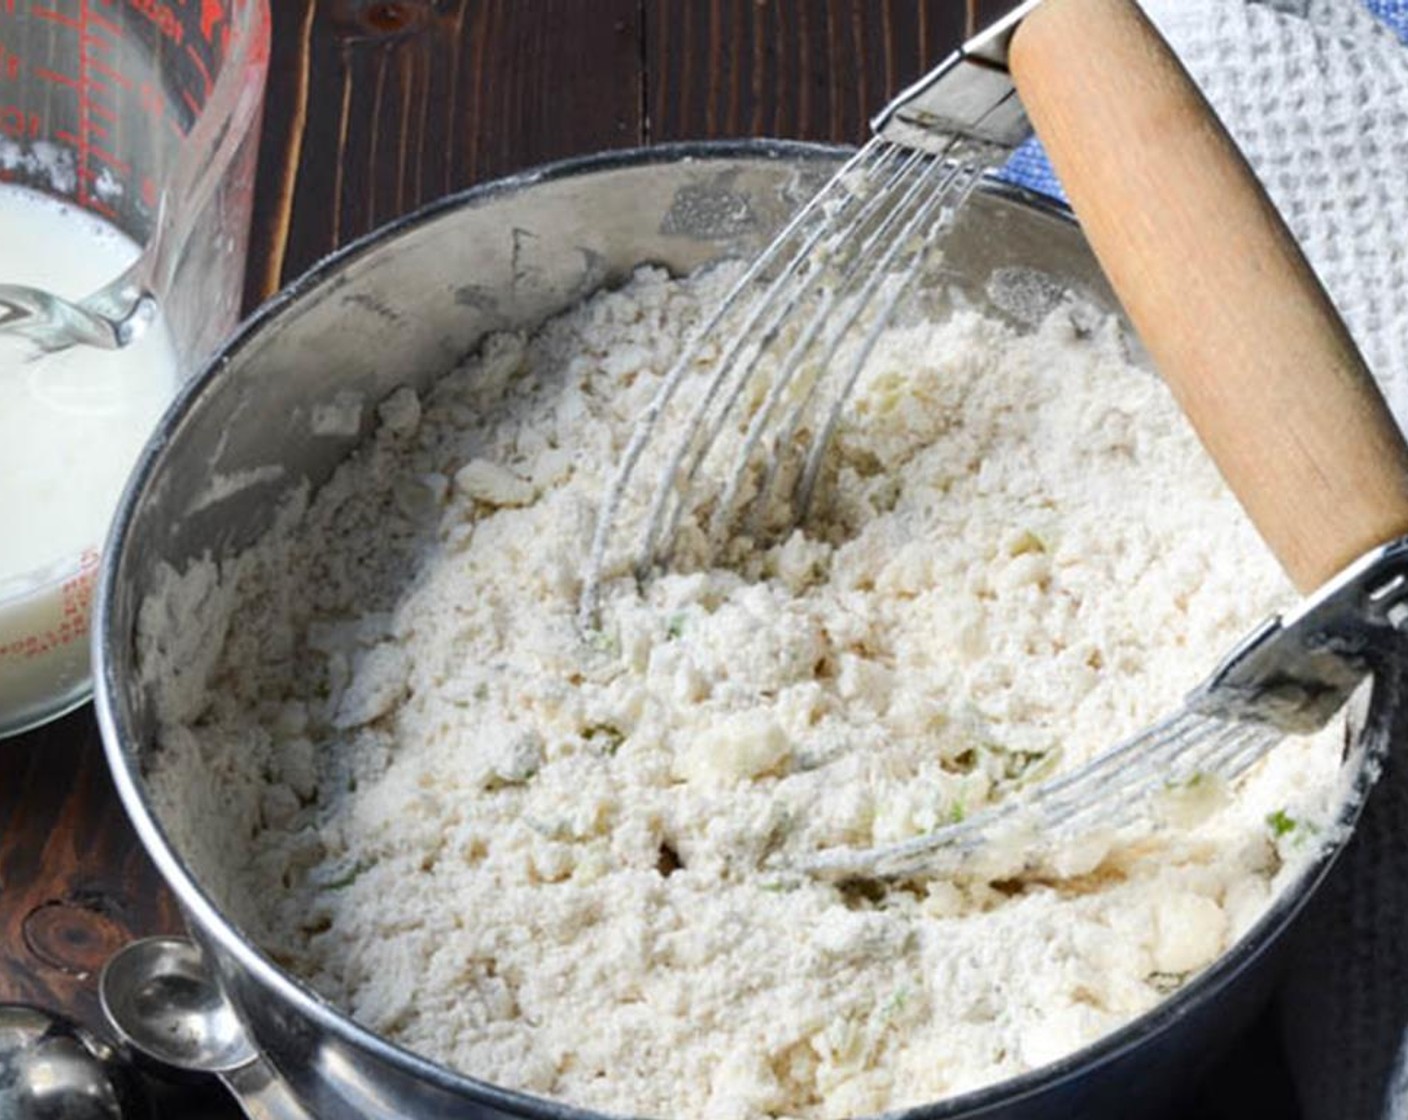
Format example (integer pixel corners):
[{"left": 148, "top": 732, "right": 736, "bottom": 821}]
[{"left": 0, "top": 3, "right": 1301, "bottom": 1116}]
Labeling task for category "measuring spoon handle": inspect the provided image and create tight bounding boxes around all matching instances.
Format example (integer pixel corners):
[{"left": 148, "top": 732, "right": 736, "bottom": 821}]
[
  {"left": 1009, "top": 0, "right": 1408, "bottom": 592},
  {"left": 220, "top": 1058, "right": 317, "bottom": 1120}
]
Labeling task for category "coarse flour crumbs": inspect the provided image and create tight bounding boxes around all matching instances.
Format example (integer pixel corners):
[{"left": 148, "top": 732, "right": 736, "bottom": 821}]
[{"left": 141, "top": 264, "right": 1345, "bottom": 1119}]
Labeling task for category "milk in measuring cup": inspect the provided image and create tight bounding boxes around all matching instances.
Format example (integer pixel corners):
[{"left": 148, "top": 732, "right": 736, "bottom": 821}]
[{"left": 0, "top": 184, "right": 179, "bottom": 735}]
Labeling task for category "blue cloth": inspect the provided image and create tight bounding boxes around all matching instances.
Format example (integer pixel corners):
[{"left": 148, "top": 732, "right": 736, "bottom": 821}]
[
  {"left": 1374, "top": 0, "right": 1408, "bottom": 38},
  {"left": 997, "top": 0, "right": 1408, "bottom": 200}
]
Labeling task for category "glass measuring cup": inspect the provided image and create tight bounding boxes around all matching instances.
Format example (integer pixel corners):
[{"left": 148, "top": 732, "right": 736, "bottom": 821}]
[{"left": 0, "top": 0, "right": 270, "bottom": 738}]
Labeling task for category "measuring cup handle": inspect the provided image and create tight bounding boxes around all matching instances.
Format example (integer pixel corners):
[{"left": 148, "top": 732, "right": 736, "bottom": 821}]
[{"left": 1009, "top": 0, "right": 1408, "bottom": 593}]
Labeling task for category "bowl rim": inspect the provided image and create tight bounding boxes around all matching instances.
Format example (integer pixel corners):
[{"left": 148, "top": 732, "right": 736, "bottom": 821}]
[{"left": 93, "top": 137, "right": 1382, "bottom": 1120}]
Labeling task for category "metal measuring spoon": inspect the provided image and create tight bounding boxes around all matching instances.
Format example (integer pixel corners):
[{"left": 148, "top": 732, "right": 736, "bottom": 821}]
[
  {"left": 100, "top": 937, "right": 311, "bottom": 1120},
  {"left": 0, "top": 280, "right": 157, "bottom": 351},
  {"left": 0, "top": 1002, "right": 149, "bottom": 1119}
]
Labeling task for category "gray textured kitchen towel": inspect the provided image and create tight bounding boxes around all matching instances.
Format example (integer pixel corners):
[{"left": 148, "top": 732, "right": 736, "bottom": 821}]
[
  {"left": 1010, "top": 0, "right": 1408, "bottom": 424},
  {"left": 1003, "top": 2, "right": 1408, "bottom": 1116},
  {"left": 1126, "top": 3, "right": 1408, "bottom": 1116},
  {"left": 1131, "top": 5, "right": 1408, "bottom": 1116}
]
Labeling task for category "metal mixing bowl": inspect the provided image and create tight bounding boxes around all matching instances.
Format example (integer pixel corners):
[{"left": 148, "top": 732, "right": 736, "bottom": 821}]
[{"left": 94, "top": 142, "right": 1396, "bottom": 1119}]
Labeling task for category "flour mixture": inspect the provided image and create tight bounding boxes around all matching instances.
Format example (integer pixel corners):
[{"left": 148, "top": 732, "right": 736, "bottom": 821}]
[{"left": 139, "top": 264, "right": 1346, "bottom": 1119}]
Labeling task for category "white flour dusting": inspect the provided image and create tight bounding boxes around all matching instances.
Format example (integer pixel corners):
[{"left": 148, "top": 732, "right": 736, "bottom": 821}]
[{"left": 139, "top": 264, "right": 1345, "bottom": 1119}]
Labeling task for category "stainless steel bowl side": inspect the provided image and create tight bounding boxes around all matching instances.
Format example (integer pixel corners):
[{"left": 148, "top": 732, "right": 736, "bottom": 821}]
[{"left": 95, "top": 142, "right": 1390, "bottom": 1120}]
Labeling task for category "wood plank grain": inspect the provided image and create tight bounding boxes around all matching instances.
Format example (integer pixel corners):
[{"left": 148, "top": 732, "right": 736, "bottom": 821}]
[
  {"left": 246, "top": 0, "right": 643, "bottom": 305},
  {"left": 246, "top": 0, "right": 318, "bottom": 304},
  {"left": 645, "top": 0, "right": 965, "bottom": 144},
  {"left": 0, "top": 712, "right": 181, "bottom": 1025}
]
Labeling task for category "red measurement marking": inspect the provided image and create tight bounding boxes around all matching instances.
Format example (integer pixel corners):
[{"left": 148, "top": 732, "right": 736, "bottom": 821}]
[
  {"left": 88, "top": 145, "right": 129, "bottom": 173},
  {"left": 88, "top": 57, "right": 132, "bottom": 89},
  {"left": 68, "top": 0, "right": 131, "bottom": 212},
  {"left": 30, "top": 6, "right": 82, "bottom": 29},
  {"left": 0, "top": 42, "right": 19, "bottom": 82},
  {"left": 184, "top": 41, "right": 212, "bottom": 99},
  {"left": 76, "top": 0, "right": 91, "bottom": 208},
  {"left": 127, "top": 0, "right": 184, "bottom": 46},
  {"left": 0, "top": 553, "right": 99, "bottom": 662},
  {"left": 33, "top": 4, "right": 116, "bottom": 53},
  {"left": 141, "top": 175, "right": 158, "bottom": 207},
  {"left": 86, "top": 6, "right": 121, "bottom": 37},
  {"left": 88, "top": 145, "right": 129, "bottom": 174},
  {"left": 34, "top": 66, "right": 80, "bottom": 89},
  {"left": 0, "top": 104, "right": 41, "bottom": 139},
  {"left": 179, "top": 86, "right": 199, "bottom": 117},
  {"left": 201, "top": 0, "right": 225, "bottom": 43}
]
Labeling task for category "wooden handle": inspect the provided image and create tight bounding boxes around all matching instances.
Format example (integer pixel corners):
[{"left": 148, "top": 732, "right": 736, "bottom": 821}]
[{"left": 1008, "top": 0, "right": 1408, "bottom": 592}]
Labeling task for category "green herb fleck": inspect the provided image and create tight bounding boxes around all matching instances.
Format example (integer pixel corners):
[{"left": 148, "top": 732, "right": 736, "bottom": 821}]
[
  {"left": 473, "top": 682, "right": 490, "bottom": 702},
  {"left": 585, "top": 628, "right": 619, "bottom": 657},
  {"left": 666, "top": 613, "right": 687, "bottom": 640},
  {"left": 948, "top": 800, "right": 967, "bottom": 825},
  {"left": 881, "top": 986, "right": 913, "bottom": 1020},
  {"left": 318, "top": 860, "right": 372, "bottom": 891},
  {"left": 1267, "top": 808, "right": 1297, "bottom": 837},
  {"left": 1170, "top": 770, "right": 1211, "bottom": 790}
]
